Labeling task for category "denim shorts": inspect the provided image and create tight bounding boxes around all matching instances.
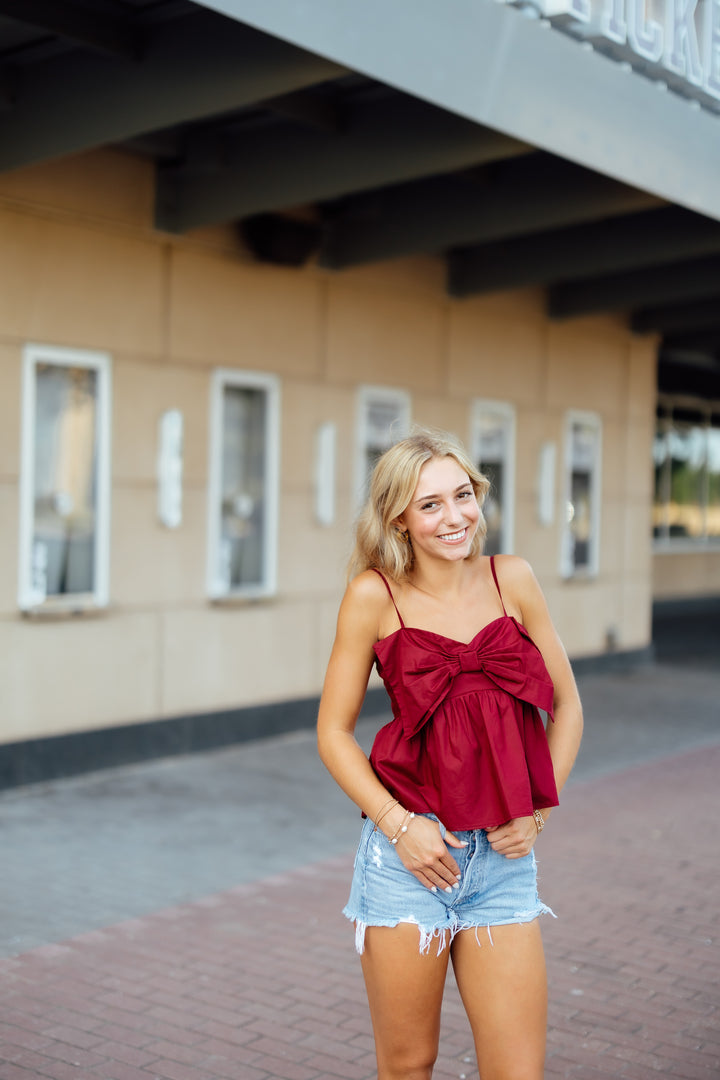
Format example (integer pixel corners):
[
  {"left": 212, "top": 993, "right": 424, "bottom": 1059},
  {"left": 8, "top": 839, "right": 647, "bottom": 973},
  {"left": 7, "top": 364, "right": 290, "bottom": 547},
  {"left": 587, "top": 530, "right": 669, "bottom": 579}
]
[{"left": 343, "top": 814, "right": 555, "bottom": 955}]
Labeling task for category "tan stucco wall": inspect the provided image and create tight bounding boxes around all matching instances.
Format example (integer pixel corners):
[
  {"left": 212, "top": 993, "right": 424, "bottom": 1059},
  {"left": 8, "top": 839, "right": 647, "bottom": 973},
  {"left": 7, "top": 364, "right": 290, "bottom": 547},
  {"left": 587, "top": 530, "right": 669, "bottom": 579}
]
[{"left": 0, "top": 149, "right": 659, "bottom": 743}]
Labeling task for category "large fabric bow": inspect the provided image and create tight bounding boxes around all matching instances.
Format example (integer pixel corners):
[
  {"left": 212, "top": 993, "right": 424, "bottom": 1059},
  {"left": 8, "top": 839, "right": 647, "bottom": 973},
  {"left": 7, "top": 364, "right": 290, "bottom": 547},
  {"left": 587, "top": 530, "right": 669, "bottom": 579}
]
[{"left": 395, "top": 619, "right": 554, "bottom": 739}]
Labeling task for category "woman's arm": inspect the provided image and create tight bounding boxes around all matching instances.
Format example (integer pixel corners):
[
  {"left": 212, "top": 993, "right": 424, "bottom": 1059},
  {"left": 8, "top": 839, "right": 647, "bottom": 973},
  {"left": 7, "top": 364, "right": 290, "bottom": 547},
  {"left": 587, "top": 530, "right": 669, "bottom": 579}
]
[
  {"left": 504, "top": 556, "right": 584, "bottom": 797},
  {"left": 317, "top": 571, "right": 393, "bottom": 819},
  {"left": 317, "top": 570, "right": 465, "bottom": 891},
  {"left": 500, "top": 557, "right": 587, "bottom": 794},
  {"left": 486, "top": 555, "right": 584, "bottom": 858}
]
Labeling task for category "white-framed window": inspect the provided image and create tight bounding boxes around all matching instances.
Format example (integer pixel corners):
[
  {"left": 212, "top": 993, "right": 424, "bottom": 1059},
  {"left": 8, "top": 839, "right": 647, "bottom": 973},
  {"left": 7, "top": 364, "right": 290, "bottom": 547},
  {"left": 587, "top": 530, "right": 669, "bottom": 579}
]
[
  {"left": 653, "top": 402, "right": 720, "bottom": 547},
  {"left": 355, "top": 385, "right": 411, "bottom": 505},
  {"left": 470, "top": 400, "right": 516, "bottom": 555},
  {"left": 561, "top": 410, "right": 602, "bottom": 578},
  {"left": 206, "top": 369, "right": 280, "bottom": 599},
  {"left": 18, "top": 344, "right": 112, "bottom": 613}
]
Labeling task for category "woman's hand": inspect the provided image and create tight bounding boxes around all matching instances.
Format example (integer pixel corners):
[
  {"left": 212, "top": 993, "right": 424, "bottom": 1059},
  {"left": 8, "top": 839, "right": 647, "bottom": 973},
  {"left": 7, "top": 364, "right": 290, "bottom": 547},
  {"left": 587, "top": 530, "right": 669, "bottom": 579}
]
[
  {"left": 486, "top": 816, "right": 539, "bottom": 859},
  {"left": 393, "top": 815, "right": 466, "bottom": 892}
]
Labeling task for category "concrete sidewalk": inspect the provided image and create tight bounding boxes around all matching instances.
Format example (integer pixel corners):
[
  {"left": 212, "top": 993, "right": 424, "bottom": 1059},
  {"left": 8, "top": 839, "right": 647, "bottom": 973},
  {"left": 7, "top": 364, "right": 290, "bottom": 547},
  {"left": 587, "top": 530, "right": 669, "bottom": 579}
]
[{"left": 0, "top": 659, "right": 719, "bottom": 1078}]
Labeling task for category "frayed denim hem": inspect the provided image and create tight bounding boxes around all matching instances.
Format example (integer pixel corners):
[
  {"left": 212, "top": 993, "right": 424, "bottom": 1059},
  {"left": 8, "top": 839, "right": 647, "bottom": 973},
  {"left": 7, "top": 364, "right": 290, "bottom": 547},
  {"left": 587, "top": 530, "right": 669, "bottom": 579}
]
[{"left": 343, "top": 902, "right": 556, "bottom": 957}]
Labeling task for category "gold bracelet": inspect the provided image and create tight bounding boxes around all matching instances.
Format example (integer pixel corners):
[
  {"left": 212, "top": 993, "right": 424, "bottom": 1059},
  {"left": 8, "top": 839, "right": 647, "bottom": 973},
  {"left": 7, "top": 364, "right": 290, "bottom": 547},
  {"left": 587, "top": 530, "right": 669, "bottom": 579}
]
[
  {"left": 533, "top": 809, "right": 545, "bottom": 833},
  {"left": 389, "top": 810, "right": 415, "bottom": 845},
  {"left": 373, "top": 798, "right": 398, "bottom": 831}
]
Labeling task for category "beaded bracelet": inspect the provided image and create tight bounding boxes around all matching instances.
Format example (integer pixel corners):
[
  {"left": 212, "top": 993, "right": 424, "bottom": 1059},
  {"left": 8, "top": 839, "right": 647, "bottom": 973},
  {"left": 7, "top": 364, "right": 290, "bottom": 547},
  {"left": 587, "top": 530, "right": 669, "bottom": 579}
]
[
  {"left": 389, "top": 810, "right": 415, "bottom": 845},
  {"left": 533, "top": 809, "right": 545, "bottom": 833}
]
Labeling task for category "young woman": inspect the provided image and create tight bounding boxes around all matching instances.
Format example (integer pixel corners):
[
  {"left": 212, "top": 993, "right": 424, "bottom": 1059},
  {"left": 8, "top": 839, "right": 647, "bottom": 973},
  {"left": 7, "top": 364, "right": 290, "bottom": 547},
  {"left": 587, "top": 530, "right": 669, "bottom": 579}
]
[{"left": 317, "top": 428, "right": 583, "bottom": 1080}]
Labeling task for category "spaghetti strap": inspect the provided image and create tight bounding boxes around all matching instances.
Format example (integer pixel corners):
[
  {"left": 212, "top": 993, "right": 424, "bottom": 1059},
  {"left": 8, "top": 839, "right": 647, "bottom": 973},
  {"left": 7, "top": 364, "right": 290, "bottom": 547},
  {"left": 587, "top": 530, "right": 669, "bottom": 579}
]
[
  {"left": 489, "top": 555, "right": 507, "bottom": 615},
  {"left": 371, "top": 568, "right": 405, "bottom": 629}
]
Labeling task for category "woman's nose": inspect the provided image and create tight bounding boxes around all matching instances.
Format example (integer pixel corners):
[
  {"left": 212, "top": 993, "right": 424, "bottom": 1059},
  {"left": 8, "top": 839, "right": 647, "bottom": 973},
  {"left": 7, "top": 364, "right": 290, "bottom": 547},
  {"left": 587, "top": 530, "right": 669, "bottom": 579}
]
[{"left": 442, "top": 501, "right": 463, "bottom": 524}]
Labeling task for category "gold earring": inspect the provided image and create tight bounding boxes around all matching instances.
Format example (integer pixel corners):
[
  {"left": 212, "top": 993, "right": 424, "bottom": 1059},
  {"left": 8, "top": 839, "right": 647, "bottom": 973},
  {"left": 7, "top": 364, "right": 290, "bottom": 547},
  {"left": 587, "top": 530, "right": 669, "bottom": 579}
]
[{"left": 395, "top": 527, "right": 410, "bottom": 544}]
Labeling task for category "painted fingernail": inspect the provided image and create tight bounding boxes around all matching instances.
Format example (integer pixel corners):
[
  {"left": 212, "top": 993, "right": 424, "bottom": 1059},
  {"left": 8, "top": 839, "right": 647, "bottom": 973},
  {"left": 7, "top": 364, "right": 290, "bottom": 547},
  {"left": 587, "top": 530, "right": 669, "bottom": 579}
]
[
  {"left": 430, "top": 885, "right": 437, "bottom": 892},
  {"left": 452, "top": 882, "right": 460, "bottom": 889},
  {"left": 456, "top": 874, "right": 462, "bottom": 880},
  {"left": 445, "top": 885, "right": 453, "bottom": 894}
]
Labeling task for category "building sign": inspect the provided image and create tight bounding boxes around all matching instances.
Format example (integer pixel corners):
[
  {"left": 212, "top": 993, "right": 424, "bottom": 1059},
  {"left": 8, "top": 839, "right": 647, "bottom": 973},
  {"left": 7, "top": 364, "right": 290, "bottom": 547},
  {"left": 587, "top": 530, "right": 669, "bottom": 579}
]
[{"left": 507, "top": 0, "right": 720, "bottom": 107}]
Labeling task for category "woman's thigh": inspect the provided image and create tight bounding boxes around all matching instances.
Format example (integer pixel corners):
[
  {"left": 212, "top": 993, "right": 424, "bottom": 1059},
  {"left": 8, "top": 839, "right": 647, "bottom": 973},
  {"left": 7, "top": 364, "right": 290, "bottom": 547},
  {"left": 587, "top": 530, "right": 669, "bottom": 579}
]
[
  {"left": 361, "top": 924, "right": 450, "bottom": 1078},
  {"left": 451, "top": 920, "right": 547, "bottom": 1080}
]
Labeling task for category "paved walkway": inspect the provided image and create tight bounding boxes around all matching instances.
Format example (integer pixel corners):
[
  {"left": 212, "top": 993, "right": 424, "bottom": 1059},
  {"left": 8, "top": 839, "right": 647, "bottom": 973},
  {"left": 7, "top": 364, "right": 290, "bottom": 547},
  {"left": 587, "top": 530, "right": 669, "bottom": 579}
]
[{"left": 0, "top": 658, "right": 719, "bottom": 1079}]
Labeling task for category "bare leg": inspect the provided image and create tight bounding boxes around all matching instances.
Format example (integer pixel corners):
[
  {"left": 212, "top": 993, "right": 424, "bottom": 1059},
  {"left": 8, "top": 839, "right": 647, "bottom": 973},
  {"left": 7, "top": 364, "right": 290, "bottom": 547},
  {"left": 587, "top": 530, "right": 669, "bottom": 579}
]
[
  {"left": 360, "top": 924, "right": 451, "bottom": 1080},
  {"left": 451, "top": 921, "right": 547, "bottom": 1080}
]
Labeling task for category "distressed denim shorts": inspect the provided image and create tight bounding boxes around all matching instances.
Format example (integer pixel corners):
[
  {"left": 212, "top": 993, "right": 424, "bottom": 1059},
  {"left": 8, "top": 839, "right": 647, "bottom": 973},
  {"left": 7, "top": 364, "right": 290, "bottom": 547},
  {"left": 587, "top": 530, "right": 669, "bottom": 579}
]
[{"left": 343, "top": 813, "right": 555, "bottom": 955}]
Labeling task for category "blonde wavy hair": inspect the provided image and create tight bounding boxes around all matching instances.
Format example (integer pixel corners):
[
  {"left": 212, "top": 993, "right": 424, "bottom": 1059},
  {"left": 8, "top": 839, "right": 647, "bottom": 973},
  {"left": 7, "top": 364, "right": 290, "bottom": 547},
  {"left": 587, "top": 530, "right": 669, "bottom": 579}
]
[{"left": 349, "top": 428, "right": 490, "bottom": 582}]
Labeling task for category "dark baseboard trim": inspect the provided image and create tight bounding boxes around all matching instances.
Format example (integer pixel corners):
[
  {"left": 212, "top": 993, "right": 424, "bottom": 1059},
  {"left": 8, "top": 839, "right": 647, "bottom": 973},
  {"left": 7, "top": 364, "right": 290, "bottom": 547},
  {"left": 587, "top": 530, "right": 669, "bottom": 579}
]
[
  {"left": 652, "top": 594, "right": 720, "bottom": 620},
  {"left": 1, "top": 640, "right": 660, "bottom": 792},
  {"left": 652, "top": 594, "right": 720, "bottom": 661},
  {"left": 0, "top": 687, "right": 390, "bottom": 792},
  {"left": 570, "top": 645, "right": 655, "bottom": 676}
]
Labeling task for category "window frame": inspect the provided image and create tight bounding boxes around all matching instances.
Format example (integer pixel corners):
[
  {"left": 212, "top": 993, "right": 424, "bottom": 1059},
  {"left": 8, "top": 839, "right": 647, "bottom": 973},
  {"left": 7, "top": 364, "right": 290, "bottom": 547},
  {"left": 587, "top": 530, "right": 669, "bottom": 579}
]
[
  {"left": 18, "top": 343, "right": 112, "bottom": 613},
  {"left": 206, "top": 368, "right": 281, "bottom": 601},
  {"left": 354, "top": 384, "right": 411, "bottom": 507},
  {"left": 469, "top": 399, "right": 516, "bottom": 555},
  {"left": 560, "top": 409, "right": 602, "bottom": 579}
]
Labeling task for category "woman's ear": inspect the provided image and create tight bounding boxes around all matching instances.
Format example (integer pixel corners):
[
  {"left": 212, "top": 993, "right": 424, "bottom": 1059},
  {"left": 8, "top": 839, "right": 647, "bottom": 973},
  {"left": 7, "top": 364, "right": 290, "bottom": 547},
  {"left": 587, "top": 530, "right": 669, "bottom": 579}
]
[{"left": 393, "top": 519, "right": 410, "bottom": 543}]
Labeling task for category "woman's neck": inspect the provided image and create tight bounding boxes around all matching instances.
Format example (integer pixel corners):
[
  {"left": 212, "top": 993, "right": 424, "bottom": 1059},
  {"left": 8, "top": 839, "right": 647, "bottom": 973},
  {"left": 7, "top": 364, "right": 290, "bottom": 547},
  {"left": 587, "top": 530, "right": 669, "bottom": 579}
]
[{"left": 408, "top": 554, "right": 480, "bottom": 600}]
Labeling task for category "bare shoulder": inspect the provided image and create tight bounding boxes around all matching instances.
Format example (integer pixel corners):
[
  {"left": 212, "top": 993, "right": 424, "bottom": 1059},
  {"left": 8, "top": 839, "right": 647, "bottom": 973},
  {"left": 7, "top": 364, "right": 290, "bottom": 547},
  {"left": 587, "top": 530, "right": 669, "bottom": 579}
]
[
  {"left": 339, "top": 568, "right": 392, "bottom": 632},
  {"left": 491, "top": 553, "right": 539, "bottom": 591},
  {"left": 345, "top": 568, "right": 391, "bottom": 607},
  {"left": 490, "top": 554, "right": 547, "bottom": 619}
]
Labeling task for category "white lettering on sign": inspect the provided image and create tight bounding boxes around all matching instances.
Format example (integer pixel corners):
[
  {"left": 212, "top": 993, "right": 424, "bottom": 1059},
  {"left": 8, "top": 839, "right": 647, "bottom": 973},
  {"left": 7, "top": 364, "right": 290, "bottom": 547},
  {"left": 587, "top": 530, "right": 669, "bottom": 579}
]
[
  {"left": 707, "top": 0, "right": 720, "bottom": 94},
  {"left": 666, "top": 0, "right": 703, "bottom": 82},
  {"left": 508, "top": 0, "right": 720, "bottom": 105}
]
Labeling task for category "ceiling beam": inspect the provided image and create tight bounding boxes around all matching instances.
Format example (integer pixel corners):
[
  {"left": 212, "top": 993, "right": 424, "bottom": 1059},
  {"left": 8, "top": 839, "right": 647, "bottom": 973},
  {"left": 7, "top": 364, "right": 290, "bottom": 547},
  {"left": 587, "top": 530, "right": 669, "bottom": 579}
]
[
  {"left": 121, "top": 130, "right": 185, "bottom": 161},
  {"left": 448, "top": 208, "right": 720, "bottom": 298},
  {"left": 658, "top": 356, "right": 720, "bottom": 398},
  {"left": 549, "top": 257, "right": 720, "bottom": 319},
  {"left": 156, "top": 95, "right": 529, "bottom": 232},
  {"left": 262, "top": 88, "right": 341, "bottom": 133},
  {"left": 631, "top": 297, "right": 720, "bottom": 335},
  {"left": 0, "top": 11, "right": 346, "bottom": 173},
  {"left": 319, "top": 157, "right": 661, "bottom": 269},
  {"left": 0, "top": 0, "right": 139, "bottom": 60},
  {"left": 663, "top": 328, "right": 720, "bottom": 354},
  {"left": 135, "top": 3, "right": 197, "bottom": 26}
]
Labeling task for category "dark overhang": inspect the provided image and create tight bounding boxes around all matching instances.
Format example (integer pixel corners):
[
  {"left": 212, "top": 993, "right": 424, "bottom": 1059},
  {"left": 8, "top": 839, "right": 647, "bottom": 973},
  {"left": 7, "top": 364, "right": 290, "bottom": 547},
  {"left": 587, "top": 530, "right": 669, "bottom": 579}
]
[{"left": 0, "top": 0, "right": 718, "bottom": 394}]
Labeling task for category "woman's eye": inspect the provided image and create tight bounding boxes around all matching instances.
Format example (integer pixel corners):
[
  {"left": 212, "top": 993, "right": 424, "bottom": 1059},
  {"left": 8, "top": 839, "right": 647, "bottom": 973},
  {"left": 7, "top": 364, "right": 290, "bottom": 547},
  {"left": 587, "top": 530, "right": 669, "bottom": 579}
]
[
  {"left": 421, "top": 502, "right": 437, "bottom": 511},
  {"left": 457, "top": 490, "right": 472, "bottom": 499}
]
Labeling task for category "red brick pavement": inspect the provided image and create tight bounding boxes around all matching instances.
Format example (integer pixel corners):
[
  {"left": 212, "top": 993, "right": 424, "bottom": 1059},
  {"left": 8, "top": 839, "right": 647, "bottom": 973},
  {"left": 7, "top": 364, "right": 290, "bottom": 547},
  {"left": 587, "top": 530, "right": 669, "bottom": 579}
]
[{"left": 1, "top": 744, "right": 718, "bottom": 1080}]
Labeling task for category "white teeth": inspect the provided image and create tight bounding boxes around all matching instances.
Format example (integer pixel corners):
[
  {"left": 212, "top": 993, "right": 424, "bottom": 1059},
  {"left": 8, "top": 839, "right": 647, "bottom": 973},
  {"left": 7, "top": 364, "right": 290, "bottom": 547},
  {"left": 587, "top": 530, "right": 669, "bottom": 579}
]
[{"left": 438, "top": 529, "right": 466, "bottom": 541}]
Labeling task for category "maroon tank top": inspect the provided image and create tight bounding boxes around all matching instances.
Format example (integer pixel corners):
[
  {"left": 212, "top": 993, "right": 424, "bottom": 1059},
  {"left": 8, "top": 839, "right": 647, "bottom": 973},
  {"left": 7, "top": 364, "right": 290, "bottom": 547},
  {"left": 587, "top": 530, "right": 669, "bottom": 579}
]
[{"left": 369, "top": 556, "right": 559, "bottom": 831}]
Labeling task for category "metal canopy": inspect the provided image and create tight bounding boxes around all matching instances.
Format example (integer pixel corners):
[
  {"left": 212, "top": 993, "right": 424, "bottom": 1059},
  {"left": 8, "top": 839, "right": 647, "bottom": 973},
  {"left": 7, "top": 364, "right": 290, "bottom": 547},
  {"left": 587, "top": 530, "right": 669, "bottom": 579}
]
[
  {"left": 0, "top": 0, "right": 718, "bottom": 386},
  {"left": 195, "top": 0, "right": 720, "bottom": 224}
]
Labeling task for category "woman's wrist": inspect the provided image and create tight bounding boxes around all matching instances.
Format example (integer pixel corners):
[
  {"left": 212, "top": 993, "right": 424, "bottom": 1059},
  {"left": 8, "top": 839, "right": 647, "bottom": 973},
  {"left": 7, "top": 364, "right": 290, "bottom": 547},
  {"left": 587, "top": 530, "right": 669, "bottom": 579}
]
[
  {"left": 376, "top": 802, "right": 409, "bottom": 840},
  {"left": 388, "top": 809, "right": 415, "bottom": 844},
  {"left": 372, "top": 797, "right": 398, "bottom": 831}
]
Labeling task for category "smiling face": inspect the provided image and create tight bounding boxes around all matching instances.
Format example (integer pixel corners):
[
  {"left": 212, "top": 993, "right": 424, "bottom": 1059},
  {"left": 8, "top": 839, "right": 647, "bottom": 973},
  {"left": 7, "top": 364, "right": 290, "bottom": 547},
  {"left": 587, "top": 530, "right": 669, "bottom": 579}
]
[{"left": 396, "top": 455, "right": 480, "bottom": 565}]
